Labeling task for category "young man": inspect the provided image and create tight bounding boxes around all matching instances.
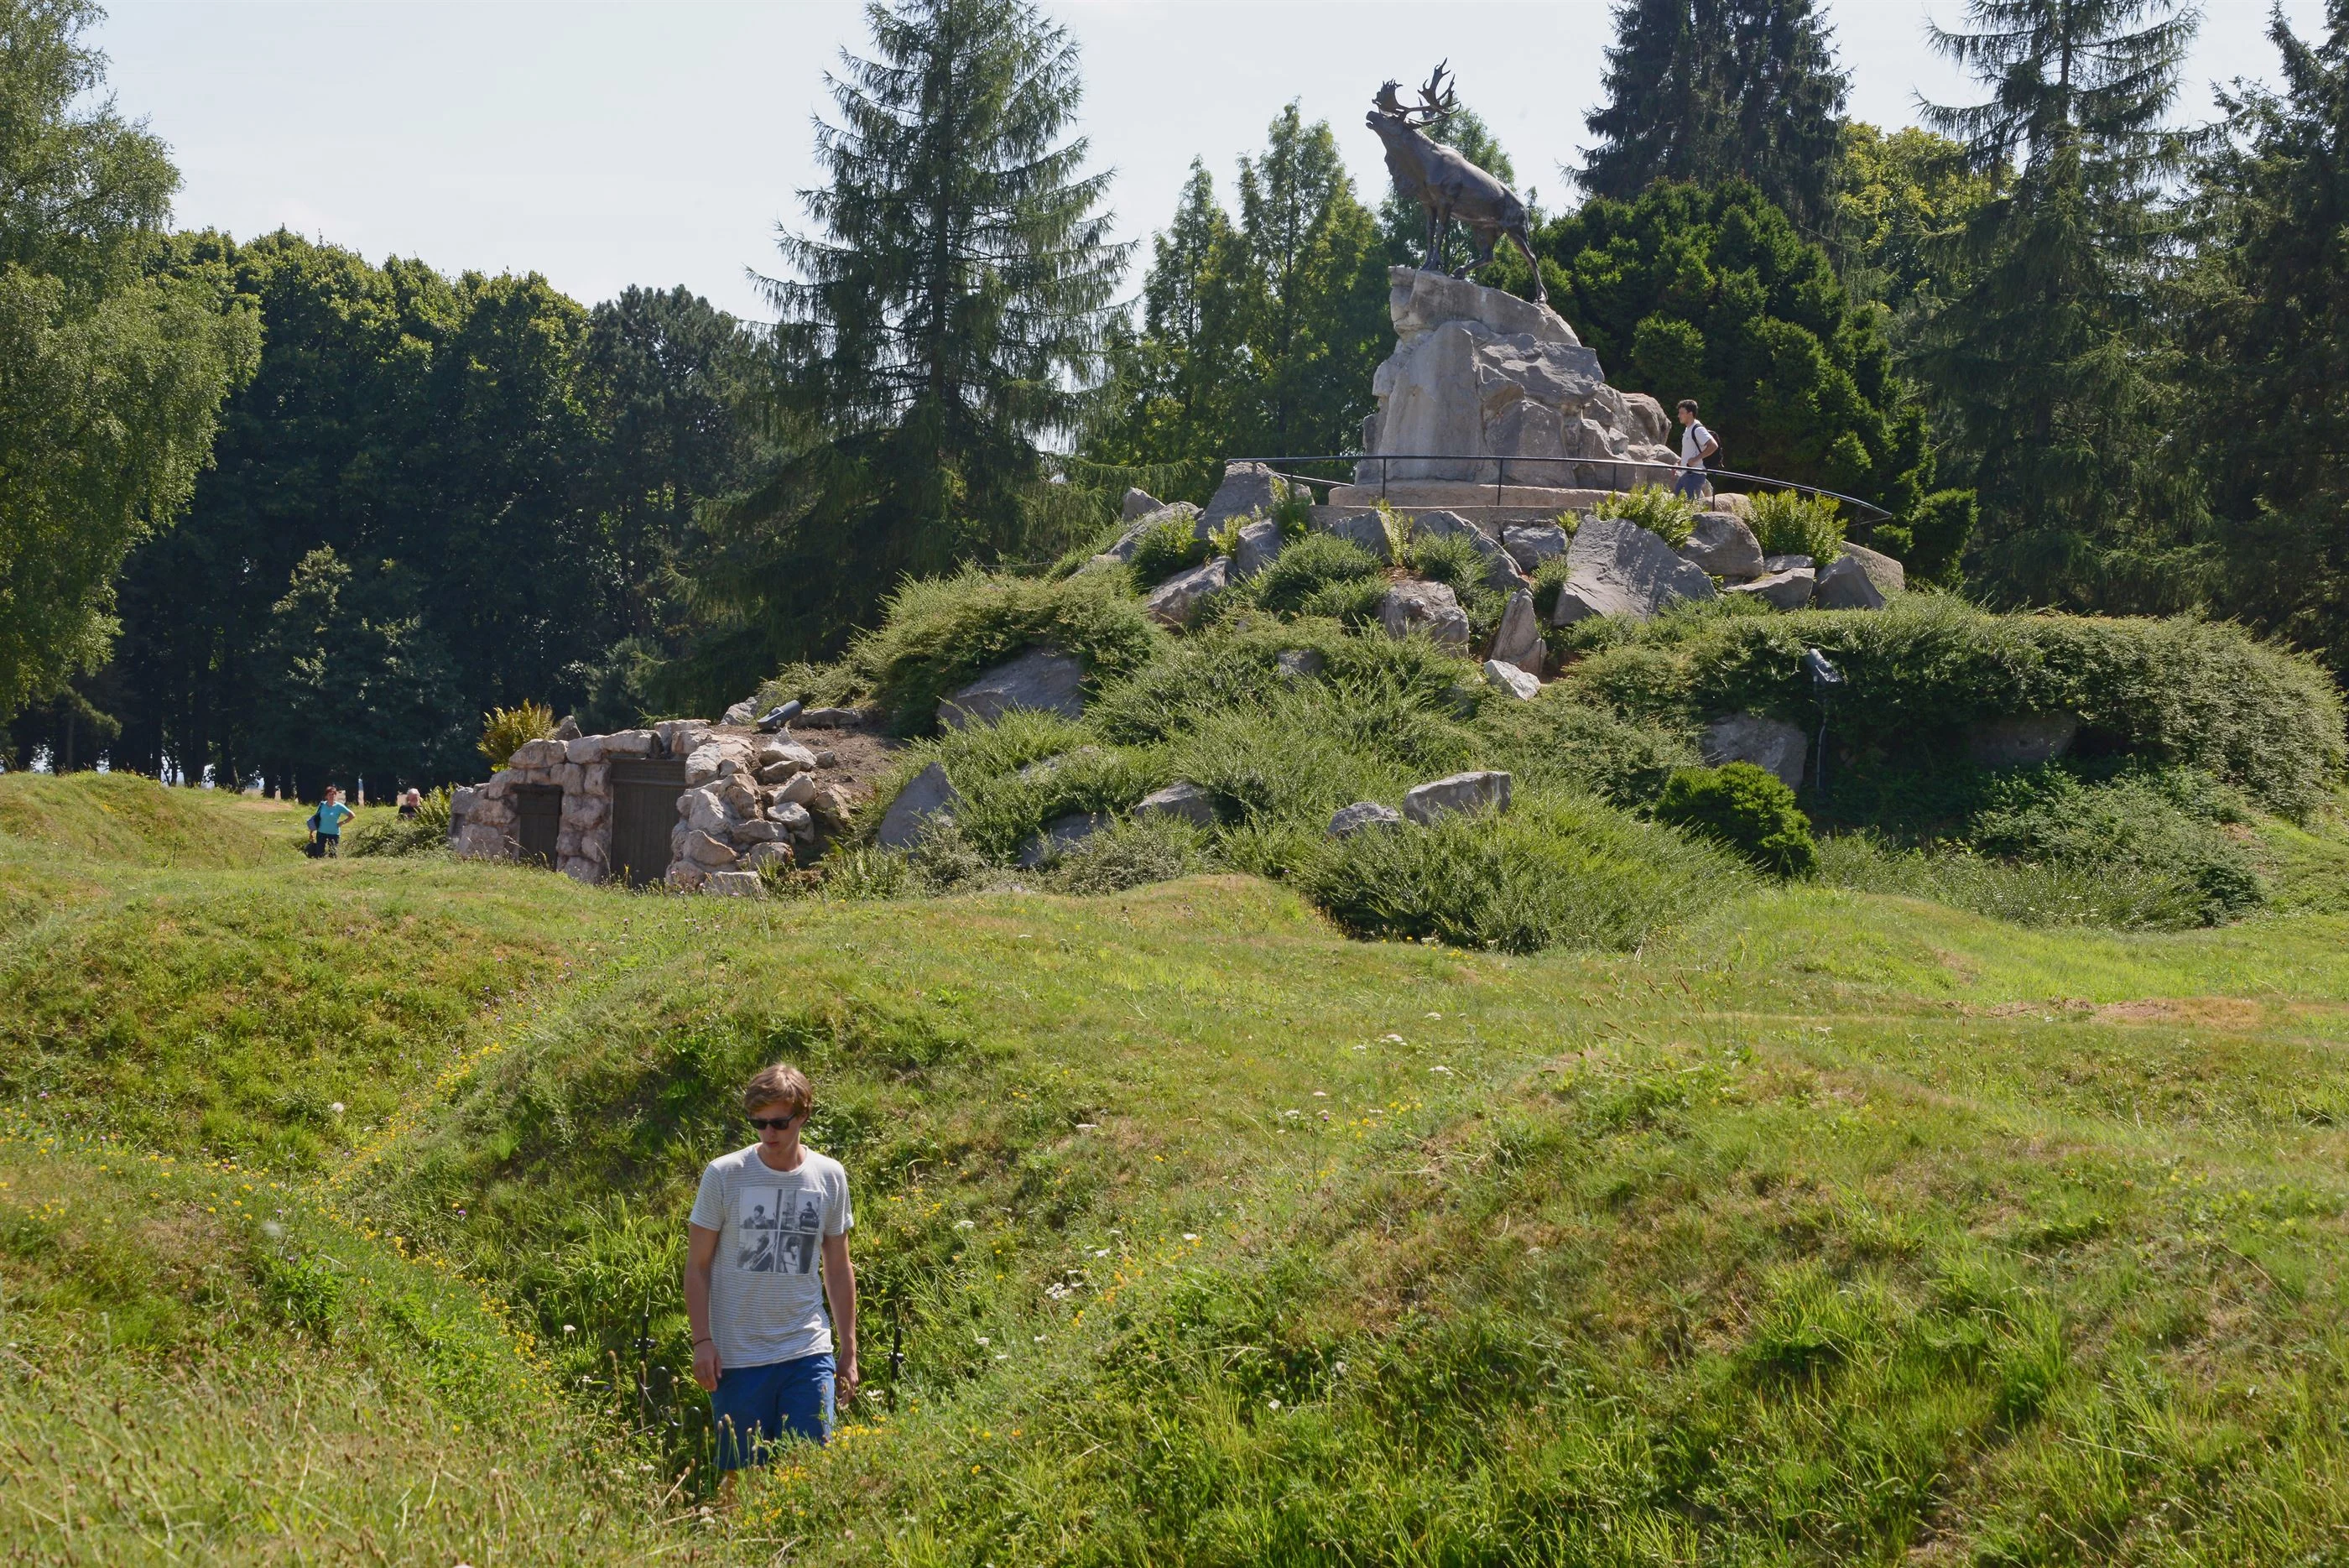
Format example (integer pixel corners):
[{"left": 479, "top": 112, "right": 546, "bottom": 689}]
[
  {"left": 1674, "top": 399, "right": 1719, "bottom": 501},
  {"left": 312, "top": 786, "right": 353, "bottom": 857},
  {"left": 686, "top": 1065, "right": 857, "bottom": 1491}
]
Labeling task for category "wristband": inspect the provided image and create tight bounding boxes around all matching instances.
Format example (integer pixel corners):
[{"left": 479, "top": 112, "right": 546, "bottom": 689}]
[{"left": 692, "top": 1336, "right": 713, "bottom": 1347}]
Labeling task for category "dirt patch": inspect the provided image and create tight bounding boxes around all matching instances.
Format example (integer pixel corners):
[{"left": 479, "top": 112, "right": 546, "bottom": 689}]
[{"left": 2093, "top": 997, "right": 2267, "bottom": 1029}]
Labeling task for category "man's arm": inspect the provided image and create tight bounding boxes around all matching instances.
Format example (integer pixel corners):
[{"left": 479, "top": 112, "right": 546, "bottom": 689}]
[
  {"left": 685, "top": 1222, "right": 721, "bottom": 1391},
  {"left": 821, "top": 1231, "right": 858, "bottom": 1404}
]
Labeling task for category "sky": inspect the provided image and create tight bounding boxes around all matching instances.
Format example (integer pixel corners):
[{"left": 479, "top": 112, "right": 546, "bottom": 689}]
[{"left": 93, "top": 0, "right": 2320, "bottom": 321}]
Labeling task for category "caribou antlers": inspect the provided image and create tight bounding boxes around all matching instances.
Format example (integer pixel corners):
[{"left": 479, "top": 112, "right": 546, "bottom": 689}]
[{"left": 1373, "top": 61, "right": 1456, "bottom": 128}]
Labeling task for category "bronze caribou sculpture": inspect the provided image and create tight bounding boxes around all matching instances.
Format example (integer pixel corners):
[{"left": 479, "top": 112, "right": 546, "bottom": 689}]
[{"left": 1366, "top": 64, "right": 1546, "bottom": 305}]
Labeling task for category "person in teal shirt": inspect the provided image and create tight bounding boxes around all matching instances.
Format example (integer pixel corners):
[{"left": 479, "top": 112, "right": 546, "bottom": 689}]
[{"left": 312, "top": 786, "right": 353, "bottom": 857}]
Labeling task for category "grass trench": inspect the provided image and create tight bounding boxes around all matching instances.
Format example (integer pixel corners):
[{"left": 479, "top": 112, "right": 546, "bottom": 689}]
[{"left": 8, "top": 774, "right": 2349, "bottom": 1563}]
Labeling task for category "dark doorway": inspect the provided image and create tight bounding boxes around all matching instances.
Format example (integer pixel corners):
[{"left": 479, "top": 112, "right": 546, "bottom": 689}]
[
  {"left": 514, "top": 784, "right": 563, "bottom": 868},
  {"left": 610, "top": 758, "right": 688, "bottom": 888}
]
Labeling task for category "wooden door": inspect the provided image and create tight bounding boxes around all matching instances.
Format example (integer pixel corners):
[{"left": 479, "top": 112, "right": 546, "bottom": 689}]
[
  {"left": 610, "top": 758, "right": 687, "bottom": 887},
  {"left": 514, "top": 784, "right": 562, "bottom": 868}
]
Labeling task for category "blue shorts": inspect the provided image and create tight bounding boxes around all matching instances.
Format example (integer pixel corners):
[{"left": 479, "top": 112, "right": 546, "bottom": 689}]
[{"left": 710, "top": 1352, "right": 834, "bottom": 1469}]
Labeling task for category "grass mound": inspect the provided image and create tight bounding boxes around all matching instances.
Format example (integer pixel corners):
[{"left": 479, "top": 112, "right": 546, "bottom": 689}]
[{"left": 0, "top": 771, "right": 292, "bottom": 867}]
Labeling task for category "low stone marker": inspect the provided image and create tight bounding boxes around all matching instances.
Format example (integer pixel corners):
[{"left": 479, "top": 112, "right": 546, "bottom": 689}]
[
  {"left": 877, "top": 761, "right": 960, "bottom": 849},
  {"left": 939, "top": 647, "right": 1086, "bottom": 729},
  {"left": 1550, "top": 516, "right": 1716, "bottom": 624},
  {"left": 1701, "top": 712, "right": 1808, "bottom": 789},
  {"left": 1378, "top": 579, "right": 1471, "bottom": 647},
  {"left": 1487, "top": 588, "right": 1544, "bottom": 674},
  {"left": 1135, "top": 780, "right": 1216, "bottom": 826},
  {"left": 1403, "top": 769, "right": 1512, "bottom": 824},
  {"left": 1328, "top": 800, "right": 1403, "bottom": 838}
]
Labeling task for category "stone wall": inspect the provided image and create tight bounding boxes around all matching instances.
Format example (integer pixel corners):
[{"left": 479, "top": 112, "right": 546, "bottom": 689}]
[{"left": 449, "top": 717, "right": 841, "bottom": 892}]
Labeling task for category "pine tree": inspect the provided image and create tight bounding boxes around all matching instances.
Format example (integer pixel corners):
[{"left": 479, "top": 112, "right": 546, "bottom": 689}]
[
  {"left": 1083, "top": 107, "right": 1387, "bottom": 478},
  {"left": 2191, "top": 3, "right": 2349, "bottom": 676},
  {"left": 1232, "top": 104, "right": 1388, "bottom": 456},
  {"left": 1580, "top": 0, "right": 1850, "bottom": 234},
  {"left": 1915, "top": 0, "right": 2204, "bottom": 611},
  {"left": 685, "top": 0, "right": 1128, "bottom": 684}
]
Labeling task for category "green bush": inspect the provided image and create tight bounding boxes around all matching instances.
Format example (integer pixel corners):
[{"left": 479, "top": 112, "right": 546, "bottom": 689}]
[
  {"left": 1245, "top": 534, "right": 1383, "bottom": 618},
  {"left": 1130, "top": 518, "right": 1209, "bottom": 586},
  {"left": 1477, "top": 694, "right": 1697, "bottom": 809},
  {"left": 1295, "top": 789, "right": 1734, "bottom": 952},
  {"left": 1655, "top": 763, "right": 1819, "bottom": 877},
  {"left": 1591, "top": 484, "right": 1698, "bottom": 548},
  {"left": 1966, "top": 767, "right": 2264, "bottom": 925},
  {"left": 1746, "top": 489, "right": 1846, "bottom": 564},
  {"left": 835, "top": 567, "right": 1162, "bottom": 735},
  {"left": 1555, "top": 596, "right": 2346, "bottom": 820},
  {"left": 1816, "top": 834, "right": 2238, "bottom": 930},
  {"left": 478, "top": 703, "right": 553, "bottom": 769},
  {"left": 1039, "top": 815, "right": 1204, "bottom": 895},
  {"left": 346, "top": 790, "right": 451, "bottom": 858}
]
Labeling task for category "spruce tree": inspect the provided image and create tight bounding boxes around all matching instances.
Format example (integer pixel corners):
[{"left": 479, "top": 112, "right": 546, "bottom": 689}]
[
  {"left": 2191, "top": 3, "right": 2349, "bottom": 676},
  {"left": 688, "top": 0, "right": 1128, "bottom": 680},
  {"left": 1915, "top": 0, "right": 2203, "bottom": 611},
  {"left": 1580, "top": 0, "right": 1850, "bottom": 234}
]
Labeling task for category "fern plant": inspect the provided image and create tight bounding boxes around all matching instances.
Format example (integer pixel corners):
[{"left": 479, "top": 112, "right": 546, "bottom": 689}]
[
  {"left": 1590, "top": 485, "right": 1697, "bottom": 548},
  {"left": 1747, "top": 490, "right": 1845, "bottom": 564},
  {"left": 479, "top": 703, "right": 555, "bottom": 769}
]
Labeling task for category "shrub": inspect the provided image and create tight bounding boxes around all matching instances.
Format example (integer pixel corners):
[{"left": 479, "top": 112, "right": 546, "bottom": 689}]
[
  {"left": 1245, "top": 534, "right": 1383, "bottom": 618},
  {"left": 1130, "top": 518, "right": 1209, "bottom": 586},
  {"left": 1966, "top": 767, "right": 2264, "bottom": 925},
  {"left": 1040, "top": 816, "right": 1203, "bottom": 895},
  {"left": 836, "top": 567, "right": 1162, "bottom": 734},
  {"left": 1816, "top": 833, "right": 2236, "bottom": 930},
  {"left": 1295, "top": 789, "right": 1734, "bottom": 952},
  {"left": 479, "top": 704, "right": 553, "bottom": 769},
  {"left": 1478, "top": 695, "right": 1696, "bottom": 808},
  {"left": 1270, "top": 486, "right": 1316, "bottom": 541},
  {"left": 1552, "top": 596, "right": 2346, "bottom": 820},
  {"left": 1655, "top": 763, "right": 1819, "bottom": 877},
  {"left": 1300, "top": 576, "right": 1391, "bottom": 628},
  {"left": 1591, "top": 484, "right": 1697, "bottom": 548},
  {"left": 346, "top": 790, "right": 451, "bottom": 858},
  {"left": 1747, "top": 490, "right": 1846, "bottom": 564}
]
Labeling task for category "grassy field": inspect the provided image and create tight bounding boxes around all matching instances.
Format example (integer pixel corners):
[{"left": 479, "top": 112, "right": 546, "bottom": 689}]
[{"left": 8, "top": 769, "right": 2349, "bottom": 1563}]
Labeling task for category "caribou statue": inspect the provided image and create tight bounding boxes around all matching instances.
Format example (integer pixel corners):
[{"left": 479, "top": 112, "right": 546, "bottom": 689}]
[{"left": 1366, "top": 64, "right": 1546, "bottom": 305}]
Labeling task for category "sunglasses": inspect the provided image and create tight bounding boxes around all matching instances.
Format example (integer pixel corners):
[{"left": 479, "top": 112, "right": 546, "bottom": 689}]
[{"left": 748, "top": 1113, "right": 804, "bottom": 1131}]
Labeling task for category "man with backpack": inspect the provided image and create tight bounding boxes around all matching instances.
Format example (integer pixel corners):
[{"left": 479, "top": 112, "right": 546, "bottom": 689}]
[{"left": 1674, "top": 399, "right": 1719, "bottom": 500}]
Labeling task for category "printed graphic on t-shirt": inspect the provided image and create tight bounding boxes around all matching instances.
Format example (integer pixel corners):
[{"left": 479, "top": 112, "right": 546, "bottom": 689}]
[{"left": 737, "top": 1183, "right": 821, "bottom": 1275}]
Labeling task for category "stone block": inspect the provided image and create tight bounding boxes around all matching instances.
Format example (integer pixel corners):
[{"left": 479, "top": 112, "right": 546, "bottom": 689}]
[
  {"left": 1840, "top": 540, "right": 1906, "bottom": 596},
  {"left": 602, "top": 729, "right": 657, "bottom": 757},
  {"left": 1813, "top": 555, "right": 1886, "bottom": 610},
  {"left": 1403, "top": 770, "right": 1513, "bottom": 825},
  {"left": 1232, "top": 518, "right": 1284, "bottom": 580},
  {"left": 1378, "top": 579, "right": 1471, "bottom": 648},
  {"left": 1484, "top": 659, "right": 1541, "bottom": 700},
  {"left": 1122, "top": 486, "right": 1163, "bottom": 520},
  {"left": 877, "top": 762, "right": 960, "bottom": 849},
  {"left": 1199, "top": 461, "right": 1287, "bottom": 532},
  {"left": 559, "top": 855, "right": 602, "bottom": 885},
  {"left": 705, "top": 870, "right": 764, "bottom": 898},
  {"left": 743, "top": 841, "right": 793, "bottom": 873},
  {"left": 1550, "top": 516, "right": 1717, "bottom": 625},
  {"left": 665, "top": 862, "right": 708, "bottom": 891},
  {"left": 1487, "top": 588, "right": 1544, "bottom": 673},
  {"left": 773, "top": 772, "right": 818, "bottom": 806},
  {"left": 1143, "top": 556, "right": 1230, "bottom": 628},
  {"left": 1319, "top": 509, "right": 1394, "bottom": 562},
  {"left": 795, "top": 708, "right": 866, "bottom": 730},
  {"left": 565, "top": 735, "right": 607, "bottom": 764},
  {"left": 1503, "top": 524, "right": 1570, "bottom": 572},
  {"left": 1328, "top": 801, "right": 1402, "bottom": 839},
  {"left": 734, "top": 819, "right": 788, "bottom": 843},
  {"left": 1680, "top": 512, "right": 1765, "bottom": 579},
  {"left": 1723, "top": 566, "right": 1815, "bottom": 610},
  {"left": 769, "top": 801, "right": 815, "bottom": 836},
  {"left": 508, "top": 738, "right": 565, "bottom": 770},
  {"left": 721, "top": 699, "right": 760, "bottom": 726},
  {"left": 1016, "top": 811, "right": 1108, "bottom": 867},
  {"left": 1701, "top": 712, "right": 1808, "bottom": 789},
  {"left": 939, "top": 647, "right": 1087, "bottom": 729},
  {"left": 1134, "top": 780, "right": 1216, "bottom": 827},
  {"left": 683, "top": 829, "right": 738, "bottom": 868}
]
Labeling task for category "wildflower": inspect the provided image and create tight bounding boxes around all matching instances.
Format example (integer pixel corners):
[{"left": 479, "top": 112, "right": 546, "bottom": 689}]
[
  {"left": 1182, "top": 1233, "right": 1198, "bottom": 1242},
  {"left": 330, "top": 1102, "right": 346, "bottom": 1115}
]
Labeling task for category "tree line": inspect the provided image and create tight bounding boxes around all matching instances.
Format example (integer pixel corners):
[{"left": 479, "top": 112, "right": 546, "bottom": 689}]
[{"left": 5, "top": 0, "right": 2348, "bottom": 789}]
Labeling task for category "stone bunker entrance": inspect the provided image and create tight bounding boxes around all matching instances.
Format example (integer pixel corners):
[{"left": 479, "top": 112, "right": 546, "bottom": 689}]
[{"left": 450, "top": 716, "right": 893, "bottom": 890}]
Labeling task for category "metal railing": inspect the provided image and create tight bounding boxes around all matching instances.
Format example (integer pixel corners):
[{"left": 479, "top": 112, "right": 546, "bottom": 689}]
[{"left": 1237, "top": 453, "right": 1895, "bottom": 525}]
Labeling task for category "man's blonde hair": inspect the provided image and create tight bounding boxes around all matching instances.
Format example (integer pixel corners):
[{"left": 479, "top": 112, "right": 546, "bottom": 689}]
[{"left": 741, "top": 1063, "right": 813, "bottom": 1117}]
